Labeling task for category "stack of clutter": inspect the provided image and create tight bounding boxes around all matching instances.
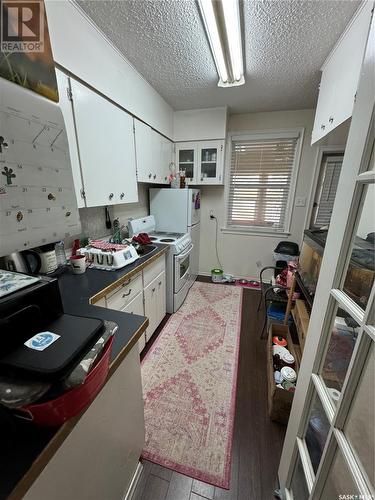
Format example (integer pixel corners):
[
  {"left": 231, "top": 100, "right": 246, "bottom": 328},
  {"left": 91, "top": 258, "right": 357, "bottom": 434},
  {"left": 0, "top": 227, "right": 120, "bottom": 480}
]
[{"left": 272, "top": 335, "right": 297, "bottom": 392}]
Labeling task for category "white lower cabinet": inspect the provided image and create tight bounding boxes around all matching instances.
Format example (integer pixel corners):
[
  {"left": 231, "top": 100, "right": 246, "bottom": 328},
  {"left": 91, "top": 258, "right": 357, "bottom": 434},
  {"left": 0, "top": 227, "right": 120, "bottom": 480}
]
[
  {"left": 144, "top": 270, "right": 166, "bottom": 342},
  {"left": 95, "top": 255, "right": 166, "bottom": 352},
  {"left": 121, "top": 291, "right": 146, "bottom": 353},
  {"left": 24, "top": 345, "right": 144, "bottom": 500}
]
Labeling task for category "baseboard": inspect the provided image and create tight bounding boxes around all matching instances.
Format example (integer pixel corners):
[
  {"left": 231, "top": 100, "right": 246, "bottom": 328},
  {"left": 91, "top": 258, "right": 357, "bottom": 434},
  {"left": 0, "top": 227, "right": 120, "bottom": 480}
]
[
  {"left": 199, "top": 271, "right": 260, "bottom": 281},
  {"left": 124, "top": 461, "right": 143, "bottom": 500}
]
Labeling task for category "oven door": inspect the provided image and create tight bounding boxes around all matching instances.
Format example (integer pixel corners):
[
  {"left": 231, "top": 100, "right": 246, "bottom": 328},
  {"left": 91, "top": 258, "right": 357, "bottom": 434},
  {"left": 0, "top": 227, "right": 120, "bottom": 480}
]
[{"left": 174, "top": 244, "right": 194, "bottom": 293}]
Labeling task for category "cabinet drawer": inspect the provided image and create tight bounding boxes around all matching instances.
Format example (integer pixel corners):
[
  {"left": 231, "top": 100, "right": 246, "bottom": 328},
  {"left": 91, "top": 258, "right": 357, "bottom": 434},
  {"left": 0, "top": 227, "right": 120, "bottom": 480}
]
[
  {"left": 143, "top": 254, "right": 166, "bottom": 288},
  {"left": 106, "top": 273, "right": 142, "bottom": 311}
]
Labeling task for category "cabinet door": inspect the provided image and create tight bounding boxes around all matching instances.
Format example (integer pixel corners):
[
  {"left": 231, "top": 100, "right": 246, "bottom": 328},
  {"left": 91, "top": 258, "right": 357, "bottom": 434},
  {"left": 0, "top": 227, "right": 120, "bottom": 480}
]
[
  {"left": 161, "top": 136, "right": 173, "bottom": 184},
  {"left": 144, "top": 277, "right": 158, "bottom": 342},
  {"left": 175, "top": 142, "right": 198, "bottom": 183},
  {"left": 197, "top": 140, "right": 224, "bottom": 184},
  {"left": 150, "top": 129, "right": 162, "bottom": 183},
  {"left": 55, "top": 70, "right": 85, "bottom": 208},
  {"left": 121, "top": 292, "right": 146, "bottom": 353},
  {"left": 70, "top": 78, "right": 138, "bottom": 207},
  {"left": 155, "top": 270, "right": 166, "bottom": 327},
  {"left": 134, "top": 119, "right": 153, "bottom": 183}
]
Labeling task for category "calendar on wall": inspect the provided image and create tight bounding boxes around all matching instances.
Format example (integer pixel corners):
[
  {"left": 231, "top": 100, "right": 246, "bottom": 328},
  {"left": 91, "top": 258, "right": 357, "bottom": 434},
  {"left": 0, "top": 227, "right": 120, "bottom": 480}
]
[{"left": 0, "top": 77, "right": 81, "bottom": 257}]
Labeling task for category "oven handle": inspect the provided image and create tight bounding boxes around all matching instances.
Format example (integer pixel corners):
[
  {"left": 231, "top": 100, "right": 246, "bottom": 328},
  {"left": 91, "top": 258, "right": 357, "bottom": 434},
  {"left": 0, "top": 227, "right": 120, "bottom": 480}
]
[{"left": 175, "top": 244, "right": 194, "bottom": 261}]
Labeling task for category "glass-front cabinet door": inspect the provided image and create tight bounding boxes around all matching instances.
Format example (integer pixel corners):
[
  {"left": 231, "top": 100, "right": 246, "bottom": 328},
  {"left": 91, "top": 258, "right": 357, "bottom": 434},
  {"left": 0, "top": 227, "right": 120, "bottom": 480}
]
[
  {"left": 197, "top": 140, "right": 224, "bottom": 184},
  {"left": 175, "top": 142, "right": 197, "bottom": 184}
]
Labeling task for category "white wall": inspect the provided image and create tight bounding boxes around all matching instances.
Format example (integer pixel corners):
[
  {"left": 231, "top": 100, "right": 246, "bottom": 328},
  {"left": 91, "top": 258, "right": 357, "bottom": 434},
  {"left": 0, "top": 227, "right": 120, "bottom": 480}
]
[
  {"left": 198, "top": 109, "right": 348, "bottom": 278},
  {"left": 357, "top": 183, "right": 374, "bottom": 240},
  {"left": 45, "top": 0, "right": 173, "bottom": 138},
  {"left": 173, "top": 107, "right": 227, "bottom": 141}
]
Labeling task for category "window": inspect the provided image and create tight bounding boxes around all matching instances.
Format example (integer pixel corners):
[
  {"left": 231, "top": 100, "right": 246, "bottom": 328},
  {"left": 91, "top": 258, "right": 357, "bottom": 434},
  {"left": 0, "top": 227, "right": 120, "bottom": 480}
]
[
  {"left": 226, "top": 131, "right": 302, "bottom": 233},
  {"left": 311, "top": 154, "right": 344, "bottom": 229}
]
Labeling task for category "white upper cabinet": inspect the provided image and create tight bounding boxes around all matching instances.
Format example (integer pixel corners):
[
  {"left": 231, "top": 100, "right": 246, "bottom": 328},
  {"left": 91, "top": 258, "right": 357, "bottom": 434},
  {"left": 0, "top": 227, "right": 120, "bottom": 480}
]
[
  {"left": 55, "top": 70, "right": 85, "bottom": 208},
  {"left": 134, "top": 119, "right": 172, "bottom": 184},
  {"left": 70, "top": 78, "right": 138, "bottom": 207},
  {"left": 175, "top": 140, "right": 224, "bottom": 185},
  {"left": 197, "top": 140, "right": 224, "bottom": 185},
  {"left": 175, "top": 142, "right": 198, "bottom": 184},
  {"left": 311, "top": 2, "right": 373, "bottom": 144}
]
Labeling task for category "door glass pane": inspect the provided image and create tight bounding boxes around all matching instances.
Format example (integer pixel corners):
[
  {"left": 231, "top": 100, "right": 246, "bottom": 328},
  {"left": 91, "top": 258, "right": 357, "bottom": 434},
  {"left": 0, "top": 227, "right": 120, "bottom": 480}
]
[
  {"left": 180, "top": 164, "right": 194, "bottom": 179},
  {"left": 320, "top": 448, "right": 359, "bottom": 499},
  {"left": 343, "top": 184, "right": 374, "bottom": 309},
  {"left": 179, "top": 255, "right": 189, "bottom": 279},
  {"left": 305, "top": 390, "right": 330, "bottom": 474},
  {"left": 179, "top": 149, "right": 194, "bottom": 163},
  {"left": 290, "top": 453, "right": 309, "bottom": 500},
  {"left": 321, "top": 307, "right": 360, "bottom": 405},
  {"left": 344, "top": 342, "right": 374, "bottom": 485},
  {"left": 201, "top": 148, "right": 217, "bottom": 179}
]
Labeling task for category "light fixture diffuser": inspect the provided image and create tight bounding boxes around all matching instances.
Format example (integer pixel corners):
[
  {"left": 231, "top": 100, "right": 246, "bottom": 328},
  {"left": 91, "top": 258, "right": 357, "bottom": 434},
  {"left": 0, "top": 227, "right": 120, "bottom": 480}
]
[{"left": 198, "top": 0, "right": 244, "bottom": 87}]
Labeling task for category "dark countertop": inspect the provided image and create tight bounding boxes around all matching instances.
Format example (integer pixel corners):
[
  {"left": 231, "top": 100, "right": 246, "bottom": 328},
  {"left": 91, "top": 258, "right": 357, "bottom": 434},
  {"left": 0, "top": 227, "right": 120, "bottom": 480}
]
[{"left": 1, "top": 244, "right": 168, "bottom": 500}]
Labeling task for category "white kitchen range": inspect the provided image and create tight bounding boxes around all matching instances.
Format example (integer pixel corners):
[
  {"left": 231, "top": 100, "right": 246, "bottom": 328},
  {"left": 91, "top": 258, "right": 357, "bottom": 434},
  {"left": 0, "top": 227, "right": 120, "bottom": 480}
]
[{"left": 128, "top": 215, "right": 193, "bottom": 313}]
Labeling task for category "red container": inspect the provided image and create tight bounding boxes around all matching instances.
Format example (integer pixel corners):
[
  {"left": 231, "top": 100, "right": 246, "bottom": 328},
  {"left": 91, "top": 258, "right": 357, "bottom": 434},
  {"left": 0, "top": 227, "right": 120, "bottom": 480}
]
[{"left": 15, "top": 336, "right": 114, "bottom": 427}]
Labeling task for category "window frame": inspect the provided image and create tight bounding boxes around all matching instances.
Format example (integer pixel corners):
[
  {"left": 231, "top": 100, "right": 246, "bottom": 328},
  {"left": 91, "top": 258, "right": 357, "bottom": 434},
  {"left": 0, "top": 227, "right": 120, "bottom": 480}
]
[{"left": 223, "top": 128, "right": 304, "bottom": 236}]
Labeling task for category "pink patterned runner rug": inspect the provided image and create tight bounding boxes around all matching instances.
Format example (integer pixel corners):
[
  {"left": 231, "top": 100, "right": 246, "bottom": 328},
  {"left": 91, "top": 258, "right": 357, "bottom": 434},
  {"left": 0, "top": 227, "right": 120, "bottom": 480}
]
[{"left": 141, "top": 282, "right": 243, "bottom": 489}]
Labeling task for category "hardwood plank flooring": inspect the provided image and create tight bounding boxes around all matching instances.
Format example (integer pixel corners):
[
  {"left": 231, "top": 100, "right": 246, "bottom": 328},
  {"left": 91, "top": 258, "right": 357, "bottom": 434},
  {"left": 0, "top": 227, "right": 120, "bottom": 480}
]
[{"left": 138, "top": 278, "right": 286, "bottom": 500}]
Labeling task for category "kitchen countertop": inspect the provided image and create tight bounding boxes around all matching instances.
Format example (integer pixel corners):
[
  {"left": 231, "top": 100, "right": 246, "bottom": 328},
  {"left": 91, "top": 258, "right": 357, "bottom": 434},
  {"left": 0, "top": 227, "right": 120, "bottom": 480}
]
[{"left": 0, "top": 244, "right": 168, "bottom": 500}]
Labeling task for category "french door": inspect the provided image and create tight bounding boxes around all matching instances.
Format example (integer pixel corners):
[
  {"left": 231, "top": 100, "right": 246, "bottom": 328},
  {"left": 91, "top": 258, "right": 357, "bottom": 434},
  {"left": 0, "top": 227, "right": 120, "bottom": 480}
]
[{"left": 278, "top": 16, "right": 374, "bottom": 499}]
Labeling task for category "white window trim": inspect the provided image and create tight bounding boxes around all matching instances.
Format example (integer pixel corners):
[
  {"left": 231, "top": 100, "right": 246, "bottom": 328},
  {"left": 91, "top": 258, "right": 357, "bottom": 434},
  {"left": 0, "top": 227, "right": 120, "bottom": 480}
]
[
  {"left": 223, "top": 128, "right": 304, "bottom": 236},
  {"left": 303, "top": 145, "right": 346, "bottom": 231}
]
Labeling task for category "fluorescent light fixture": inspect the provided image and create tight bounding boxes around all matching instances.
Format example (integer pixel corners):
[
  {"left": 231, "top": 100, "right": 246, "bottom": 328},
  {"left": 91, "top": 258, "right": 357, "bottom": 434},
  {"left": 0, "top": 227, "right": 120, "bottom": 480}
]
[{"left": 198, "top": 0, "right": 244, "bottom": 87}]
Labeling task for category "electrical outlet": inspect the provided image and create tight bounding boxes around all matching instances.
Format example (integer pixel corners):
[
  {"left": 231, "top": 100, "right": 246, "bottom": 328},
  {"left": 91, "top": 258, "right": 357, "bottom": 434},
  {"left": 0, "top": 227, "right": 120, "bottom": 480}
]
[
  {"left": 256, "top": 260, "right": 262, "bottom": 268},
  {"left": 209, "top": 209, "right": 215, "bottom": 219},
  {"left": 295, "top": 197, "right": 306, "bottom": 207}
]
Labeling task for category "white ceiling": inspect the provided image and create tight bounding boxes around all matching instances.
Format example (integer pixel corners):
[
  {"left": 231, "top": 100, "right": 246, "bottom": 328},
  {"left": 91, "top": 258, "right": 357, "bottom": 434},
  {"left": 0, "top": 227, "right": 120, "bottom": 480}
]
[{"left": 77, "top": 0, "right": 360, "bottom": 114}]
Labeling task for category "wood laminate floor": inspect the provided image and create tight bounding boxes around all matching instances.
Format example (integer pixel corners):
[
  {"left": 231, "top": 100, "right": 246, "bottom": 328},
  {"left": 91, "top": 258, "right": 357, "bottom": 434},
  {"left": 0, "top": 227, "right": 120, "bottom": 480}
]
[{"left": 135, "top": 277, "right": 286, "bottom": 500}]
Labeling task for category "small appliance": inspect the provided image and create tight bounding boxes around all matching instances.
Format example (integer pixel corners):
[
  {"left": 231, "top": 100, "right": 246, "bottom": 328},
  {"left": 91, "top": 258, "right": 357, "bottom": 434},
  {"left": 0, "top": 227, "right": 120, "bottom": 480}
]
[
  {"left": 78, "top": 243, "right": 139, "bottom": 270},
  {"left": 2, "top": 251, "right": 42, "bottom": 274},
  {"left": 128, "top": 216, "right": 193, "bottom": 313}
]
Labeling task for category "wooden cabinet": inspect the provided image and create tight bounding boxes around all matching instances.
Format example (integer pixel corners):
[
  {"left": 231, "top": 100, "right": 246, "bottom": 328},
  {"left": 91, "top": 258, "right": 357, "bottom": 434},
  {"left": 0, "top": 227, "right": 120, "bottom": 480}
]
[
  {"left": 175, "top": 140, "right": 224, "bottom": 185},
  {"left": 69, "top": 78, "right": 138, "bottom": 207},
  {"left": 311, "top": 2, "right": 372, "bottom": 143},
  {"left": 23, "top": 345, "right": 145, "bottom": 500},
  {"left": 144, "top": 270, "right": 166, "bottom": 342},
  {"left": 134, "top": 119, "right": 172, "bottom": 184}
]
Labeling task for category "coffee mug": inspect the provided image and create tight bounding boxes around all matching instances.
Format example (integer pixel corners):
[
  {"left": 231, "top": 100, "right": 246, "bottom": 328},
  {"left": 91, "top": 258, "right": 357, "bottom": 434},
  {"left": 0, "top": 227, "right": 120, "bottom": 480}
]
[{"left": 70, "top": 255, "right": 86, "bottom": 274}]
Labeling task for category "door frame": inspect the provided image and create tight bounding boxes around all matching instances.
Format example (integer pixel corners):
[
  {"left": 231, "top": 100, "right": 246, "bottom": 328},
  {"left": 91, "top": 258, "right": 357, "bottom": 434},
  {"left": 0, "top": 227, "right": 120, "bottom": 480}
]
[{"left": 278, "top": 14, "right": 374, "bottom": 497}]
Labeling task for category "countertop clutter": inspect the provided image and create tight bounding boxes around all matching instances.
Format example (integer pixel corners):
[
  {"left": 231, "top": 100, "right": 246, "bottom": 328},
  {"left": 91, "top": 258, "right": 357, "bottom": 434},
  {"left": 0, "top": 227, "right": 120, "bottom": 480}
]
[{"left": 0, "top": 244, "right": 167, "bottom": 500}]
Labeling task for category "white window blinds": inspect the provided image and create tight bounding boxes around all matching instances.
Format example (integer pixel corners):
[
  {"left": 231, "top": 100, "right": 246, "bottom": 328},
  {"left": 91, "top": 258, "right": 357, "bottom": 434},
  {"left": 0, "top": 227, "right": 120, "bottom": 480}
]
[
  {"left": 313, "top": 156, "right": 343, "bottom": 227},
  {"left": 227, "top": 136, "right": 299, "bottom": 232}
]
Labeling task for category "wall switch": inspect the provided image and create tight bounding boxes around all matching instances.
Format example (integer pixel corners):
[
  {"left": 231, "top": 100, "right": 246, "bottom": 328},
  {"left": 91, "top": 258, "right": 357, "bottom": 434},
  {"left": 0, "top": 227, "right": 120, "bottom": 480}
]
[{"left": 295, "top": 197, "right": 306, "bottom": 207}]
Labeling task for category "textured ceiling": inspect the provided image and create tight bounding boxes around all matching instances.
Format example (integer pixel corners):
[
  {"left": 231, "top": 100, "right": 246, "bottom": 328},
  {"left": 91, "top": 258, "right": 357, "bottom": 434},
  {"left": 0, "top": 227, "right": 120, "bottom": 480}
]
[{"left": 77, "top": 0, "right": 360, "bottom": 113}]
